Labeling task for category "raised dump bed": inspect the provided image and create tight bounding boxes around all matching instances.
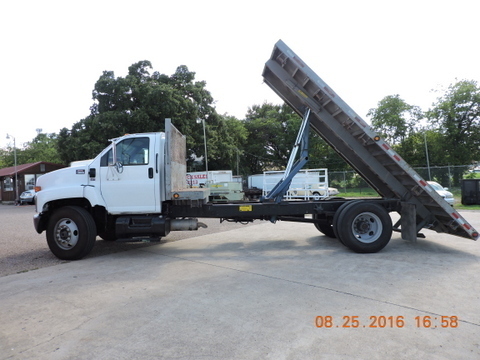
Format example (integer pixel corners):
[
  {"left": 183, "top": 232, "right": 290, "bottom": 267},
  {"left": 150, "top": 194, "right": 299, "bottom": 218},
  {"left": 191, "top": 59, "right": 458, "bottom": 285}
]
[{"left": 262, "top": 40, "right": 478, "bottom": 241}]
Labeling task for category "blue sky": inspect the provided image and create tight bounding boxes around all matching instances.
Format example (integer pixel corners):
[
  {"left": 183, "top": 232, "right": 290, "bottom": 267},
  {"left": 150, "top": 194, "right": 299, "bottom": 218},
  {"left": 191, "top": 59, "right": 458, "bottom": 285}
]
[{"left": 1, "top": 0, "right": 479, "bottom": 149}]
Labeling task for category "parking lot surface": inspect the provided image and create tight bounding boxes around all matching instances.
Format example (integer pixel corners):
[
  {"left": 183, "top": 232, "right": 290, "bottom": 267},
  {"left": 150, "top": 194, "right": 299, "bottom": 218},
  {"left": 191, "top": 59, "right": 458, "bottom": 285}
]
[
  {"left": 0, "top": 205, "right": 258, "bottom": 277},
  {"left": 1, "top": 206, "right": 480, "bottom": 359}
]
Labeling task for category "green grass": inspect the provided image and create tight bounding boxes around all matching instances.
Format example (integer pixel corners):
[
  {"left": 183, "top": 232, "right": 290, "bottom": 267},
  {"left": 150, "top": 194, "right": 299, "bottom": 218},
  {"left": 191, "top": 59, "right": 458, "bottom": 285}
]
[
  {"left": 338, "top": 188, "right": 480, "bottom": 210},
  {"left": 451, "top": 189, "right": 480, "bottom": 210},
  {"left": 453, "top": 203, "right": 480, "bottom": 210},
  {"left": 337, "top": 191, "right": 380, "bottom": 198},
  {"left": 336, "top": 188, "right": 380, "bottom": 198}
]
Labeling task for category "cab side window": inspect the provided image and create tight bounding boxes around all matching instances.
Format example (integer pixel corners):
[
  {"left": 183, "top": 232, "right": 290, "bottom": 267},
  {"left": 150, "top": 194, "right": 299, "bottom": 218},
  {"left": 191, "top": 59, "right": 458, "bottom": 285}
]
[{"left": 101, "top": 137, "right": 150, "bottom": 166}]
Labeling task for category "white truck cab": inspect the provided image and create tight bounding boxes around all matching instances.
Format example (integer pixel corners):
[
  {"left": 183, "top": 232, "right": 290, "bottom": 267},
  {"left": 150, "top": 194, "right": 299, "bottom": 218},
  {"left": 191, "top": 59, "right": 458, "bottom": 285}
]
[
  {"left": 35, "top": 132, "right": 165, "bottom": 215},
  {"left": 33, "top": 120, "right": 206, "bottom": 260}
]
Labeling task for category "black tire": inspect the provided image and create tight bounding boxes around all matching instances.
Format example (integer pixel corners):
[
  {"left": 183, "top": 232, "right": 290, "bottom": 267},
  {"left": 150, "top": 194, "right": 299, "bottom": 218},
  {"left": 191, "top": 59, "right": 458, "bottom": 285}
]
[
  {"left": 46, "top": 206, "right": 97, "bottom": 260},
  {"left": 332, "top": 200, "right": 362, "bottom": 245},
  {"left": 336, "top": 202, "right": 392, "bottom": 253},
  {"left": 313, "top": 214, "right": 336, "bottom": 238}
]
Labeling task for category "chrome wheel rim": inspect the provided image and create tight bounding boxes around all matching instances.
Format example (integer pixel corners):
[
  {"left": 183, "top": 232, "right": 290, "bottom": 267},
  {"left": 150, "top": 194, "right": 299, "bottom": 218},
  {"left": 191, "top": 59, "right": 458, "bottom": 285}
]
[
  {"left": 54, "top": 218, "right": 79, "bottom": 250},
  {"left": 351, "top": 212, "right": 383, "bottom": 243}
]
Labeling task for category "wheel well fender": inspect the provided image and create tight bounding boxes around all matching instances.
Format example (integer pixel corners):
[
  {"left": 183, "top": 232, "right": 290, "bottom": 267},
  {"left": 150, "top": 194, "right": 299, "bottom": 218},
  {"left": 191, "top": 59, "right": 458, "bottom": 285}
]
[{"left": 38, "top": 198, "right": 106, "bottom": 234}]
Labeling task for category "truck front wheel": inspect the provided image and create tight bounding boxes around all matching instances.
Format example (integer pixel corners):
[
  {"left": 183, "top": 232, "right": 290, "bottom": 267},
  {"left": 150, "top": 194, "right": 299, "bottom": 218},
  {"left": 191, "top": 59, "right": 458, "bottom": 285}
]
[
  {"left": 336, "top": 202, "right": 392, "bottom": 253},
  {"left": 46, "top": 206, "right": 97, "bottom": 260}
]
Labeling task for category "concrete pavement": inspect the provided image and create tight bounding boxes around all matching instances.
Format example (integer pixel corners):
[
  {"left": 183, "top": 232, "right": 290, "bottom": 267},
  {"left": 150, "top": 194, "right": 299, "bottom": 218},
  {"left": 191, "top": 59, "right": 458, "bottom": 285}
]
[{"left": 1, "top": 212, "right": 480, "bottom": 359}]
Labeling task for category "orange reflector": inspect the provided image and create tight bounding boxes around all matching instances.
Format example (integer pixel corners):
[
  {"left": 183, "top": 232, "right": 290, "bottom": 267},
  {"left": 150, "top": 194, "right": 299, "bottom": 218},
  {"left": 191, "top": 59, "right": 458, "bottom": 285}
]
[
  {"left": 173, "top": 193, "right": 180, "bottom": 199},
  {"left": 374, "top": 135, "right": 381, "bottom": 141},
  {"left": 34, "top": 186, "right": 41, "bottom": 192}
]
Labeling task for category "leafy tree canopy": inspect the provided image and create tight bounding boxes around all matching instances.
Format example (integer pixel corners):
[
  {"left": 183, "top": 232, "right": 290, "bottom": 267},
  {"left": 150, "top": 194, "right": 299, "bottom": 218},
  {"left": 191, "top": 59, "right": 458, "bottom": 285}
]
[
  {"left": 241, "top": 103, "right": 349, "bottom": 175},
  {"left": 367, "top": 94, "right": 423, "bottom": 146},
  {"left": 1, "top": 133, "right": 62, "bottom": 167},
  {"left": 364, "top": 80, "right": 480, "bottom": 185},
  {"left": 57, "top": 61, "right": 220, "bottom": 165},
  {"left": 427, "top": 79, "right": 480, "bottom": 165},
  {"left": 21, "top": 133, "right": 62, "bottom": 164}
]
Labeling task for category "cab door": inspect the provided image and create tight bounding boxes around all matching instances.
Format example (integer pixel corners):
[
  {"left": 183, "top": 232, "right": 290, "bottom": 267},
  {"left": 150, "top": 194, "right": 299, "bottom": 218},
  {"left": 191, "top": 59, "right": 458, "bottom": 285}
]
[{"left": 99, "top": 135, "right": 159, "bottom": 214}]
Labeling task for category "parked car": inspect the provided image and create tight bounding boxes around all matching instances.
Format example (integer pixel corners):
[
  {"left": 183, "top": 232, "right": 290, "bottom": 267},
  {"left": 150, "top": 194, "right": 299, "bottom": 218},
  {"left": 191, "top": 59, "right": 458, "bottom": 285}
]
[
  {"left": 19, "top": 189, "right": 36, "bottom": 205},
  {"left": 427, "top": 181, "right": 454, "bottom": 206},
  {"left": 288, "top": 184, "right": 339, "bottom": 199}
]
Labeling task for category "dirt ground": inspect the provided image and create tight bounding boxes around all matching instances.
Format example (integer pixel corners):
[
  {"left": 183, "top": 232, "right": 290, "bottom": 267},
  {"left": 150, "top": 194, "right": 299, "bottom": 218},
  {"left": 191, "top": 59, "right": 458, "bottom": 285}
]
[{"left": 0, "top": 204, "right": 258, "bottom": 277}]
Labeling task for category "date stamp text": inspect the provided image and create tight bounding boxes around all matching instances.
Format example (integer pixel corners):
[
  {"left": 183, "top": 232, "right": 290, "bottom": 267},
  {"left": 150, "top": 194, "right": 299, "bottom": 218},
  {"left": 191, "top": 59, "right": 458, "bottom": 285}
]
[{"left": 315, "top": 315, "right": 459, "bottom": 329}]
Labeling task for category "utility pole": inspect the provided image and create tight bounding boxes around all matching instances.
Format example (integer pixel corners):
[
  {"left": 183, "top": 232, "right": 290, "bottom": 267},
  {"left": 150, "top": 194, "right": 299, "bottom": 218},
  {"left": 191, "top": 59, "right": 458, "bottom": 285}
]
[
  {"left": 196, "top": 118, "right": 208, "bottom": 184},
  {"left": 424, "top": 131, "right": 431, "bottom": 181},
  {"left": 6, "top": 134, "right": 18, "bottom": 205}
]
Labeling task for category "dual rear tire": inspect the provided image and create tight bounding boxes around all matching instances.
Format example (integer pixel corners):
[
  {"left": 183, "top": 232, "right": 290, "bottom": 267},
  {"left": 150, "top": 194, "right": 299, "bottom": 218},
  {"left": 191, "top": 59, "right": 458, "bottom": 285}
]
[{"left": 315, "top": 201, "right": 392, "bottom": 253}]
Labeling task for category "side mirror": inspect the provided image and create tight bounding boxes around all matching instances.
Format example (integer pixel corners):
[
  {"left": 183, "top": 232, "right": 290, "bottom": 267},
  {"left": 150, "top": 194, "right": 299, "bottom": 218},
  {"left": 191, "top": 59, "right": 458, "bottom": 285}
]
[
  {"left": 107, "top": 139, "right": 124, "bottom": 173},
  {"left": 109, "top": 140, "right": 117, "bottom": 166}
]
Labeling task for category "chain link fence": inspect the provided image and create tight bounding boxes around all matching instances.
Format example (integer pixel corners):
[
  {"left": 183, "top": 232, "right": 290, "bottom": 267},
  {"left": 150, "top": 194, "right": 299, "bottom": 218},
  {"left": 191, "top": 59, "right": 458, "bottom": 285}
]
[{"left": 329, "top": 165, "right": 474, "bottom": 194}]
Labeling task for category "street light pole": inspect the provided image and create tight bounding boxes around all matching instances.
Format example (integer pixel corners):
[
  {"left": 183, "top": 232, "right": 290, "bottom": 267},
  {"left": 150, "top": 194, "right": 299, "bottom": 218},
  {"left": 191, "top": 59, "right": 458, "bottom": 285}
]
[
  {"left": 196, "top": 118, "right": 208, "bottom": 185},
  {"left": 6, "top": 134, "right": 18, "bottom": 205}
]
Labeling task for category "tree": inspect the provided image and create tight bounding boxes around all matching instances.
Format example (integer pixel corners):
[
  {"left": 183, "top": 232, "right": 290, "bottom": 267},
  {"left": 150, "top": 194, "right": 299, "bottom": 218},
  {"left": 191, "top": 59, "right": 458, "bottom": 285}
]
[
  {"left": 243, "top": 103, "right": 302, "bottom": 174},
  {"left": 0, "top": 148, "right": 10, "bottom": 168},
  {"left": 241, "top": 103, "right": 349, "bottom": 175},
  {"left": 367, "top": 95, "right": 423, "bottom": 147},
  {"left": 425, "top": 80, "right": 480, "bottom": 185},
  {"left": 0, "top": 133, "right": 61, "bottom": 167},
  {"left": 57, "top": 62, "right": 219, "bottom": 165},
  {"left": 427, "top": 80, "right": 480, "bottom": 165},
  {"left": 307, "top": 135, "right": 349, "bottom": 171},
  {"left": 21, "top": 133, "right": 62, "bottom": 164},
  {"left": 398, "top": 129, "right": 439, "bottom": 168},
  {"left": 203, "top": 114, "right": 248, "bottom": 174}
]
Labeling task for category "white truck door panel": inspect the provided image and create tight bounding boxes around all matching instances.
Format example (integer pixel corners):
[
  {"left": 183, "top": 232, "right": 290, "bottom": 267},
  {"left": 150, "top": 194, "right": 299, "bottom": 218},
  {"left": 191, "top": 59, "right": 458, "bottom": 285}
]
[{"left": 99, "top": 135, "right": 159, "bottom": 214}]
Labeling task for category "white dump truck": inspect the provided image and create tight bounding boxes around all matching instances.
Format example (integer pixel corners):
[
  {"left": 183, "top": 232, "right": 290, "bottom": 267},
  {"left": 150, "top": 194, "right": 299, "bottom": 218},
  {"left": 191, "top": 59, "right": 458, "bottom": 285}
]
[{"left": 33, "top": 40, "right": 478, "bottom": 260}]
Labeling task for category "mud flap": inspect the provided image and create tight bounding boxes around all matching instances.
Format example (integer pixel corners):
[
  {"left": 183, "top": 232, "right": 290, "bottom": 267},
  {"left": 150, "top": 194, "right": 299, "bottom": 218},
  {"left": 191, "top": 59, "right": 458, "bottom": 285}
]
[{"left": 400, "top": 202, "right": 417, "bottom": 242}]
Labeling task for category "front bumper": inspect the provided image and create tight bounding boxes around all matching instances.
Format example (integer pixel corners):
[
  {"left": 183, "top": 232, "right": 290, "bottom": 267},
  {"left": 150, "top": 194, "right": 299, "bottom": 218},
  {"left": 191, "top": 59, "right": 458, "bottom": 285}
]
[{"left": 33, "top": 213, "right": 48, "bottom": 234}]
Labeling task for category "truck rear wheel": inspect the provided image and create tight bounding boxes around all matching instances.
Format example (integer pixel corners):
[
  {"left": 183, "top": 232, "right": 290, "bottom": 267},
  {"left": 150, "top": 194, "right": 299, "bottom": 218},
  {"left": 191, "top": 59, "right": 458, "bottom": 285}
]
[
  {"left": 332, "top": 200, "right": 362, "bottom": 245},
  {"left": 46, "top": 206, "right": 97, "bottom": 260},
  {"left": 335, "top": 202, "right": 392, "bottom": 253}
]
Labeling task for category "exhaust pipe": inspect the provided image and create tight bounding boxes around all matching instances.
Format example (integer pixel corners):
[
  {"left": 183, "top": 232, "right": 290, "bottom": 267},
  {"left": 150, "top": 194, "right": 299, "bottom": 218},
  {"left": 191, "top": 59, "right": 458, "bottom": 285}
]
[{"left": 170, "top": 219, "right": 208, "bottom": 231}]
